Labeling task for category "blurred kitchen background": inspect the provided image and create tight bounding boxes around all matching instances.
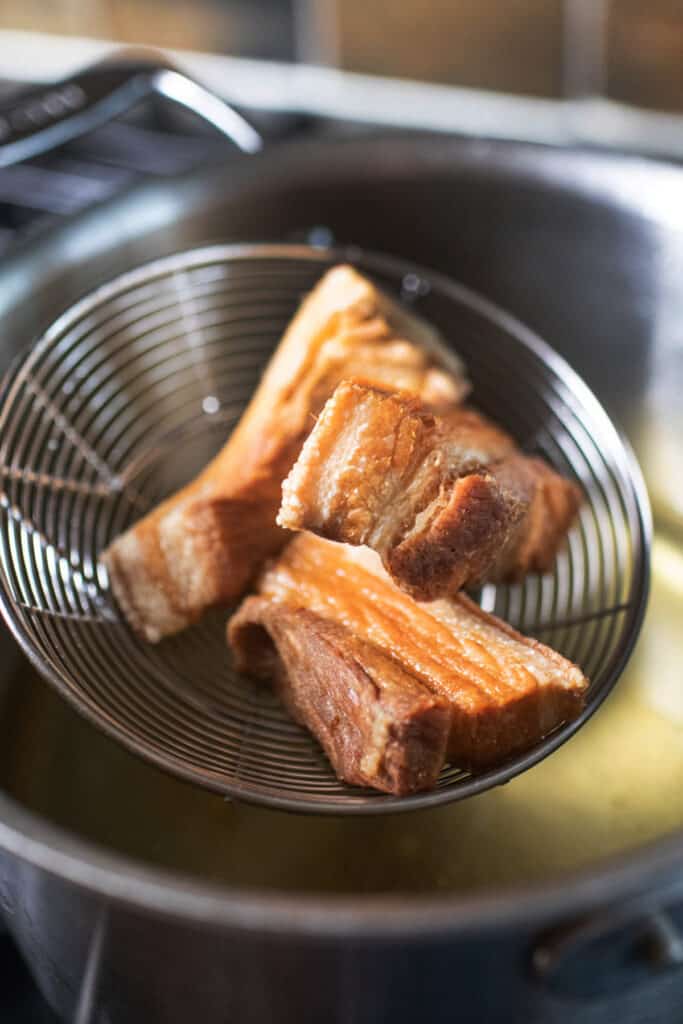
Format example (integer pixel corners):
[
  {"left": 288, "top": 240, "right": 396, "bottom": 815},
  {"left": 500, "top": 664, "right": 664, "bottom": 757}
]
[{"left": 1, "top": 0, "right": 682, "bottom": 111}]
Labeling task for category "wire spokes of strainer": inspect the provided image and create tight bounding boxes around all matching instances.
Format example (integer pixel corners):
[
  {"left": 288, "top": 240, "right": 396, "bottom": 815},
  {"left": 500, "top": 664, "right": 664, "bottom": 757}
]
[{"left": 0, "top": 244, "right": 650, "bottom": 814}]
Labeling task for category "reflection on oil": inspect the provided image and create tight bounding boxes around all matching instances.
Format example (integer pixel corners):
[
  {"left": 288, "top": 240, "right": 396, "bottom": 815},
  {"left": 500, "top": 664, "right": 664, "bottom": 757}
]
[{"left": 0, "top": 527, "right": 682, "bottom": 895}]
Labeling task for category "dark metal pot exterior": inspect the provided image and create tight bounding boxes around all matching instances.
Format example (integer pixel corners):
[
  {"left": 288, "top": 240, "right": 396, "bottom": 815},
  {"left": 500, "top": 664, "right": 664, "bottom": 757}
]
[
  {"left": 0, "top": 137, "right": 682, "bottom": 1022},
  {"left": 3, "top": 846, "right": 683, "bottom": 1023}
]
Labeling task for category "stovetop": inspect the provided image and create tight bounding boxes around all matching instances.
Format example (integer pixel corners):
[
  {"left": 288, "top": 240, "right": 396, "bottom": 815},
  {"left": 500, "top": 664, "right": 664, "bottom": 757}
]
[
  {"left": 0, "top": 76, "right": 333, "bottom": 258},
  {"left": 0, "top": 74, "right": 338, "bottom": 1022}
]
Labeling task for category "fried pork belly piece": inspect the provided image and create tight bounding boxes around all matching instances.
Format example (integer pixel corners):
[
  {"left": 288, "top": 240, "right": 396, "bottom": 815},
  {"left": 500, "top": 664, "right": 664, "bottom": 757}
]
[
  {"left": 231, "top": 601, "right": 452, "bottom": 795},
  {"left": 228, "top": 535, "right": 588, "bottom": 793},
  {"left": 278, "top": 381, "right": 581, "bottom": 601},
  {"left": 103, "top": 266, "right": 468, "bottom": 642}
]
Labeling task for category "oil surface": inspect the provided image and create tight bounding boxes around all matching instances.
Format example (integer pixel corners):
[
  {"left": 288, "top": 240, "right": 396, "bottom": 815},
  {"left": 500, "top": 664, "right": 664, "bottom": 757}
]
[{"left": 0, "top": 528, "right": 681, "bottom": 895}]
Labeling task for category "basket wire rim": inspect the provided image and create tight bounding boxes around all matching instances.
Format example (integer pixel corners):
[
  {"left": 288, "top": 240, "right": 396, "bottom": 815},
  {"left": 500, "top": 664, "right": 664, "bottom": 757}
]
[{"left": 0, "top": 242, "right": 652, "bottom": 815}]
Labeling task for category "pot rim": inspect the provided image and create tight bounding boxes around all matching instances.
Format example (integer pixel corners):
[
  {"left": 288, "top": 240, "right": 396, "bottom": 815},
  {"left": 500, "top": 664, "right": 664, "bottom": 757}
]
[
  {"left": 1, "top": 787, "right": 682, "bottom": 937},
  {"left": 0, "top": 140, "right": 674, "bottom": 938}
]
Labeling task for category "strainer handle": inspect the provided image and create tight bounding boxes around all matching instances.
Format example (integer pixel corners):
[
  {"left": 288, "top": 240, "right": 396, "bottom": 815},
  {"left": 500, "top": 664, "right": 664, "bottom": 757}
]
[{"left": 0, "top": 51, "right": 263, "bottom": 168}]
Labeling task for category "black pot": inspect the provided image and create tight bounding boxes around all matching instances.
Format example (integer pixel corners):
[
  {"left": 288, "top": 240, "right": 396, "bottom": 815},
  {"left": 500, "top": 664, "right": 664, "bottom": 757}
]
[{"left": 0, "top": 135, "right": 682, "bottom": 1023}]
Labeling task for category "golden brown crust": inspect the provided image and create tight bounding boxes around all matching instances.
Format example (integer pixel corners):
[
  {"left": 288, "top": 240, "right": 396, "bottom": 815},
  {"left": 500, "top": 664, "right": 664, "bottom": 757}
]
[
  {"left": 426, "top": 591, "right": 586, "bottom": 763},
  {"left": 488, "top": 455, "right": 583, "bottom": 579},
  {"left": 228, "top": 534, "right": 588, "bottom": 788},
  {"left": 103, "top": 267, "right": 468, "bottom": 641},
  {"left": 279, "top": 381, "right": 581, "bottom": 600},
  {"left": 385, "top": 472, "right": 525, "bottom": 600},
  {"left": 229, "top": 598, "right": 452, "bottom": 794}
]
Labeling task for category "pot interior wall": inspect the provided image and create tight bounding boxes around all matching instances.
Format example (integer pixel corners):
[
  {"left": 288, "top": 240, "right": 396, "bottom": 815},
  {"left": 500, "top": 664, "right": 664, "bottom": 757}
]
[{"left": 0, "top": 139, "right": 682, "bottom": 896}]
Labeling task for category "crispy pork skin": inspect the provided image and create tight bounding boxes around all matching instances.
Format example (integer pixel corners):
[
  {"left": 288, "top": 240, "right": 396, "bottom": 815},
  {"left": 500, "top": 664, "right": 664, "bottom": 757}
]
[
  {"left": 278, "top": 382, "right": 581, "bottom": 600},
  {"left": 104, "top": 267, "right": 467, "bottom": 641}
]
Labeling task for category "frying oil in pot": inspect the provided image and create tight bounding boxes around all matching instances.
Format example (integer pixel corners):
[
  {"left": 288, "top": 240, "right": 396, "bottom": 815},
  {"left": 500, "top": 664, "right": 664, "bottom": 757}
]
[{"left": 1, "top": 526, "right": 682, "bottom": 895}]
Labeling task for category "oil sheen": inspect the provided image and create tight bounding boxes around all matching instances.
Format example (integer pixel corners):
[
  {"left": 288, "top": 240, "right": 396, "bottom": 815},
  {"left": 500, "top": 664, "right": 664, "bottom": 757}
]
[{"left": 1, "top": 527, "right": 682, "bottom": 895}]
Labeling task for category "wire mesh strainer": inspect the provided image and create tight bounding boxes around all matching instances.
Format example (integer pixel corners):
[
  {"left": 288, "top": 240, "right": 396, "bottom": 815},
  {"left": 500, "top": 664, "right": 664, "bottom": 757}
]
[{"left": 0, "top": 244, "right": 650, "bottom": 814}]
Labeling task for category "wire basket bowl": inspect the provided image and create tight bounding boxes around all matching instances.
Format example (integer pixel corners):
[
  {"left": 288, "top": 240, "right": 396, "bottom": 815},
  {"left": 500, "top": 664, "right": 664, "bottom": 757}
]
[{"left": 0, "top": 244, "right": 650, "bottom": 814}]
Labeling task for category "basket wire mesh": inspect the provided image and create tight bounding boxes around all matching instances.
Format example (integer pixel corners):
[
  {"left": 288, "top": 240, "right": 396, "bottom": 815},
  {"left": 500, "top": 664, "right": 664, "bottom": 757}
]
[{"left": 0, "top": 244, "right": 650, "bottom": 813}]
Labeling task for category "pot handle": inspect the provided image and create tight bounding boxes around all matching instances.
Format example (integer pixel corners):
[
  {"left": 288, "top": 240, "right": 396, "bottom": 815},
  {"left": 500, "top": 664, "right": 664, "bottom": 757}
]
[
  {"left": 0, "top": 51, "right": 263, "bottom": 167},
  {"left": 531, "top": 881, "right": 683, "bottom": 1000}
]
